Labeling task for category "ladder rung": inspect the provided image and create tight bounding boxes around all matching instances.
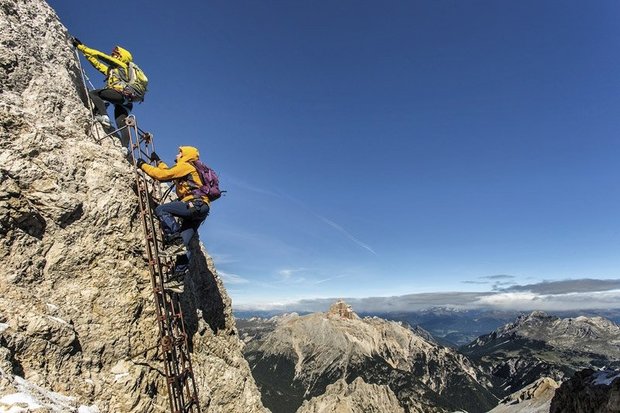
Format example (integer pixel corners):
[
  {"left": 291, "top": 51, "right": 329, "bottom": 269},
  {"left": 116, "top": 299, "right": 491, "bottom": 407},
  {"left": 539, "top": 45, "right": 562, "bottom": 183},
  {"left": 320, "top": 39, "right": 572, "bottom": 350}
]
[{"left": 127, "top": 118, "right": 200, "bottom": 413}]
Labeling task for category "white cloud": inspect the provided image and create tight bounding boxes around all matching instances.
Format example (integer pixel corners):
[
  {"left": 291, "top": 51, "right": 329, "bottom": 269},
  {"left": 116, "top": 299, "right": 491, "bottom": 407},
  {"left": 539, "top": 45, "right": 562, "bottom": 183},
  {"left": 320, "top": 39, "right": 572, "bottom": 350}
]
[
  {"left": 473, "top": 290, "right": 620, "bottom": 311},
  {"left": 233, "top": 281, "right": 620, "bottom": 313},
  {"left": 218, "top": 271, "right": 250, "bottom": 285},
  {"left": 208, "top": 253, "right": 238, "bottom": 265},
  {"left": 276, "top": 267, "right": 308, "bottom": 282}
]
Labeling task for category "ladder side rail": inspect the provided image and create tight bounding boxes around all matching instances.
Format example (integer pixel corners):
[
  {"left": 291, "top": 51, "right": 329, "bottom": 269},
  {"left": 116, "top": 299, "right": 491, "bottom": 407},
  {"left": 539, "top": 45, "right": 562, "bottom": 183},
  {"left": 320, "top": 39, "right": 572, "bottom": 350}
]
[
  {"left": 128, "top": 118, "right": 179, "bottom": 413},
  {"left": 174, "top": 304, "right": 201, "bottom": 410},
  {"left": 128, "top": 116, "right": 202, "bottom": 413},
  {"left": 73, "top": 49, "right": 102, "bottom": 143}
]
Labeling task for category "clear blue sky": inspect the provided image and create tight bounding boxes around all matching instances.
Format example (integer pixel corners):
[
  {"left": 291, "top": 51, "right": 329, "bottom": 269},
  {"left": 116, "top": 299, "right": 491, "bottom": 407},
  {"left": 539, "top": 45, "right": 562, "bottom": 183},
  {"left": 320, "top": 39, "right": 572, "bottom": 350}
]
[{"left": 49, "top": 1, "right": 620, "bottom": 310}]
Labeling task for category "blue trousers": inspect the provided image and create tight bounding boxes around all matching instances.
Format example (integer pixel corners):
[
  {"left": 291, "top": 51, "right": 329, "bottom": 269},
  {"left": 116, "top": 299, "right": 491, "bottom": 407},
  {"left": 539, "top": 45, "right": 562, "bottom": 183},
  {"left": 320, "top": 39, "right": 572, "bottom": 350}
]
[{"left": 155, "top": 200, "right": 209, "bottom": 263}]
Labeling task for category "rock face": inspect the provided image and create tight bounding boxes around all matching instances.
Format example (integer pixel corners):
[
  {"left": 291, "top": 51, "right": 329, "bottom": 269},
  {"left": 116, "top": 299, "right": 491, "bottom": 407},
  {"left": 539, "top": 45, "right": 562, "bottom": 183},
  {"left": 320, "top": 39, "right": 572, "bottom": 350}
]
[
  {"left": 296, "top": 377, "right": 405, "bottom": 413},
  {"left": 488, "top": 377, "right": 559, "bottom": 413},
  {"left": 327, "top": 300, "right": 357, "bottom": 320},
  {"left": 243, "top": 302, "right": 497, "bottom": 413},
  {"left": 461, "top": 311, "right": 620, "bottom": 398},
  {"left": 549, "top": 369, "right": 620, "bottom": 413},
  {"left": 0, "top": 1, "right": 267, "bottom": 412}
]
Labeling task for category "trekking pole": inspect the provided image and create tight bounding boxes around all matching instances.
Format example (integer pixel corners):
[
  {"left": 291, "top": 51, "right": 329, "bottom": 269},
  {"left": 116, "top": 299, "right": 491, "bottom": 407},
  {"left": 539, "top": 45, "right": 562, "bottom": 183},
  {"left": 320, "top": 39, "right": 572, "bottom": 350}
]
[{"left": 73, "top": 47, "right": 101, "bottom": 142}]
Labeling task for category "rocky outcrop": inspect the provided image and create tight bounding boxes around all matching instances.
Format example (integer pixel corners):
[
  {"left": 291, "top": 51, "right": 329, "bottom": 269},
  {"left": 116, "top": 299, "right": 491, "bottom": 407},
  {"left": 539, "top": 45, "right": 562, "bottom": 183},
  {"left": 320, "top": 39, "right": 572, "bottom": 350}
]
[
  {"left": 327, "top": 300, "right": 358, "bottom": 320},
  {"left": 0, "top": 1, "right": 267, "bottom": 412},
  {"left": 486, "top": 311, "right": 620, "bottom": 357},
  {"left": 550, "top": 369, "right": 620, "bottom": 413},
  {"left": 296, "top": 377, "right": 405, "bottom": 413},
  {"left": 461, "top": 311, "right": 620, "bottom": 398},
  {"left": 488, "top": 377, "right": 559, "bottom": 413},
  {"left": 244, "top": 301, "right": 497, "bottom": 413}
]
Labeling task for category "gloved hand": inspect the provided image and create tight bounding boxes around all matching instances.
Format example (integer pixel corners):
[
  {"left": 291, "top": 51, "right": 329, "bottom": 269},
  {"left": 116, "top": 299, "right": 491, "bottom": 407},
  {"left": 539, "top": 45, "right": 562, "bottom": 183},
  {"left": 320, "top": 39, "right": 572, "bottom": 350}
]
[
  {"left": 149, "top": 152, "right": 161, "bottom": 163},
  {"left": 71, "top": 37, "right": 82, "bottom": 47},
  {"left": 136, "top": 159, "right": 146, "bottom": 169}
]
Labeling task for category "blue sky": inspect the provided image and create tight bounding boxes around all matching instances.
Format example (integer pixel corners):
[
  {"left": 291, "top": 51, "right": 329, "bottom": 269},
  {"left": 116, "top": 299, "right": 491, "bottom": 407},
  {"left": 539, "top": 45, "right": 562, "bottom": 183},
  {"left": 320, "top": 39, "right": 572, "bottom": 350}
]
[{"left": 50, "top": 1, "right": 620, "bottom": 311}]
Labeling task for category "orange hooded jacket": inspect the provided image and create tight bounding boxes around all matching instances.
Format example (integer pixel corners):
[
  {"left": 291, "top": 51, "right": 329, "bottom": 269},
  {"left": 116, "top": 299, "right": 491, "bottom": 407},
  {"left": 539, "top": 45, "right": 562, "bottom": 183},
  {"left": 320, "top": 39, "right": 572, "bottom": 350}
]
[{"left": 140, "top": 146, "right": 210, "bottom": 204}]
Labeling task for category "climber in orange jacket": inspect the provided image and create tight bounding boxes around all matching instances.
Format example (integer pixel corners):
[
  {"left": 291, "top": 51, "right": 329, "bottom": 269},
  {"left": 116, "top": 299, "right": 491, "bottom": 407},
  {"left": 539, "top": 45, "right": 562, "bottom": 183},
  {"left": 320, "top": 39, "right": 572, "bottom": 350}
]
[
  {"left": 72, "top": 37, "right": 144, "bottom": 151},
  {"left": 137, "top": 146, "right": 211, "bottom": 278}
]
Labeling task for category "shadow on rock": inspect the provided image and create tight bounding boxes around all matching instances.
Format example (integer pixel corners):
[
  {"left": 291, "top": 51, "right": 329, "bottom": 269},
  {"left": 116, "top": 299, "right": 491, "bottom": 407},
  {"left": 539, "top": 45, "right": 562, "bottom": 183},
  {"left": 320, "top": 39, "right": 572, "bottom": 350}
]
[{"left": 179, "top": 238, "right": 226, "bottom": 351}]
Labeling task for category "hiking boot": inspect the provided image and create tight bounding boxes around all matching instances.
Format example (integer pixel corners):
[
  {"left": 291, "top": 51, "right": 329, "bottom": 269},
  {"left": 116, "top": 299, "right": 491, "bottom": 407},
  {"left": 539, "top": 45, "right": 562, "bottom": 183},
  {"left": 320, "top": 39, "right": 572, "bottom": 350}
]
[
  {"left": 164, "top": 233, "right": 183, "bottom": 247},
  {"left": 171, "top": 264, "right": 189, "bottom": 278},
  {"left": 95, "top": 115, "right": 111, "bottom": 127}
]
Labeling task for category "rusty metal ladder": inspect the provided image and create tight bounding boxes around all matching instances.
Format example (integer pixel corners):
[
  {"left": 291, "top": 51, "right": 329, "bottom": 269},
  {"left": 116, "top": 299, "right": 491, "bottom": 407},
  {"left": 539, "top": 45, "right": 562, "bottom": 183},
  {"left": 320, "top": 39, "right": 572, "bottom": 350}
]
[{"left": 125, "top": 115, "right": 202, "bottom": 413}]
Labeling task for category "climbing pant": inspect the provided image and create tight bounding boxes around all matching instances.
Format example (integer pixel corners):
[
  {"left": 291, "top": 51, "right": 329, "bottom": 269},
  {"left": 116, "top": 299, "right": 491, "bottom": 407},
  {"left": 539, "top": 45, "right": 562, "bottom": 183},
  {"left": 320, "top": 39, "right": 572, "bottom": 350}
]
[
  {"left": 89, "top": 88, "right": 133, "bottom": 148},
  {"left": 155, "top": 200, "right": 210, "bottom": 263}
]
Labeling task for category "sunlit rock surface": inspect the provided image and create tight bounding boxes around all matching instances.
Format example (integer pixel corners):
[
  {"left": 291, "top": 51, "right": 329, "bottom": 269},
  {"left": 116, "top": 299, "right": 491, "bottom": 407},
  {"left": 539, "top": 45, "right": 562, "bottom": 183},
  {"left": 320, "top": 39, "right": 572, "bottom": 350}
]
[
  {"left": 0, "top": 1, "right": 267, "bottom": 411},
  {"left": 244, "top": 301, "right": 496, "bottom": 413}
]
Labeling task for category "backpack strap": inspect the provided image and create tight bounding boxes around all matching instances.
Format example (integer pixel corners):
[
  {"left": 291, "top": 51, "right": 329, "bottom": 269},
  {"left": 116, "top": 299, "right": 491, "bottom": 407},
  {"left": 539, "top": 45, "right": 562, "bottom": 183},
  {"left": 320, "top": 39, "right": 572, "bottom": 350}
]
[
  {"left": 185, "top": 161, "right": 204, "bottom": 191},
  {"left": 127, "top": 62, "right": 136, "bottom": 84}
]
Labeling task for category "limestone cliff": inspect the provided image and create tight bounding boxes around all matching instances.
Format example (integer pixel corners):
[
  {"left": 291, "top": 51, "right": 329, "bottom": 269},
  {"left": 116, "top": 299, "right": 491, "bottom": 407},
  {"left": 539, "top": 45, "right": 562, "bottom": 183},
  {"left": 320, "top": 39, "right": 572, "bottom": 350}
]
[
  {"left": 462, "top": 311, "right": 620, "bottom": 398},
  {"left": 488, "top": 377, "right": 559, "bottom": 413},
  {"left": 0, "top": 1, "right": 267, "bottom": 412},
  {"left": 549, "top": 369, "right": 620, "bottom": 413},
  {"left": 244, "top": 302, "right": 497, "bottom": 413},
  {"left": 296, "top": 377, "right": 405, "bottom": 413}
]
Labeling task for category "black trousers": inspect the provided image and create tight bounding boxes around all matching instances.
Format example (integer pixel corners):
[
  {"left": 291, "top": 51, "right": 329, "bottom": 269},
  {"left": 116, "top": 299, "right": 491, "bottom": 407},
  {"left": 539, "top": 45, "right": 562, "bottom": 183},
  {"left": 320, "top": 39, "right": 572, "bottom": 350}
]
[{"left": 89, "top": 88, "right": 133, "bottom": 148}]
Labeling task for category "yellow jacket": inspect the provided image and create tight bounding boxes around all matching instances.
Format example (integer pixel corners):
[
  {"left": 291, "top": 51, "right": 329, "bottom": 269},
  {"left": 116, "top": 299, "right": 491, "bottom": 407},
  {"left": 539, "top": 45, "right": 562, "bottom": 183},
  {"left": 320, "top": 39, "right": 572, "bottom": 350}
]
[
  {"left": 77, "top": 44, "right": 132, "bottom": 92},
  {"left": 140, "top": 146, "right": 210, "bottom": 204}
]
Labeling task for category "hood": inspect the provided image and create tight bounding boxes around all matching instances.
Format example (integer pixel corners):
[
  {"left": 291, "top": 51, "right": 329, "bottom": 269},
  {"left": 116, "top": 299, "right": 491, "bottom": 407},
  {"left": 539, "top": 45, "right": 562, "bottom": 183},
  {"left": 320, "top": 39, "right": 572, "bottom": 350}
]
[
  {"left": 179, "top": 146, "right": 199, "bottom": 163},
  {"left": 113, "top": 45, "right": 133, "bottom": 63}
]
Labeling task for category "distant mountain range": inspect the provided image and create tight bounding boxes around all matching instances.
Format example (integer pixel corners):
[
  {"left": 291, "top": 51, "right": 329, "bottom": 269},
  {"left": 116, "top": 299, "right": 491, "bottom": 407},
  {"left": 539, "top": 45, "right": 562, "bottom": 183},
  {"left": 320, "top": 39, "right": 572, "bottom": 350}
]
[
  {"left": 238, "top": 303, "right": 620, "bottom": 412},
  {"left": 461, "top": 310, "right": 620, "bottom": 398},
  {"left": 241, "top": 301, "right": 497, "bottom": 413},
  {"left": 236, "top": 307, "right": 620, "bottom": 347}
]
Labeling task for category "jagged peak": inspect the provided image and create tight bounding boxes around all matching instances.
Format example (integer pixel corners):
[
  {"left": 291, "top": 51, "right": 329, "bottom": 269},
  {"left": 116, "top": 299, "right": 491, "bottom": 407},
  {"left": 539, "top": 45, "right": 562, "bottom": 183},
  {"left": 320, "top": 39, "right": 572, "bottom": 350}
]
[
  {"left": 326, "top": 299, "right": 359, "bottom": 320},
  {"left": 492, "top": 377, "right": 559, "bottom": 412},
  {"left": 468, "top": 311, "right": 620, "bottom": 360},
  {"left": 502, "top": 310, "right": 557, "bottom": 331},
  {"left": 528, "top": 310, "right": 552, "bottom": 319}
]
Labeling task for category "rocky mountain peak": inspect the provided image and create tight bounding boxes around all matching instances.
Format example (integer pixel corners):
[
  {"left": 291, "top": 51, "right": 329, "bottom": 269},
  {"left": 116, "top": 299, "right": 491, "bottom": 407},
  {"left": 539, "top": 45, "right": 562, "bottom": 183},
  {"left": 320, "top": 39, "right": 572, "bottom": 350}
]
[
  {"left": 244, "top": 310, "right": 496, "bottom": 413},
  {"left": 326, "top": 299, "right": 358, "bottom": 320},
  {"left": 0, "top": 1, "right": 267, "bottom": 412},
  {"left": 526, "top": 310, "right": 553, "bottom": 320},
  {"left": 489, "top": 312, "right": 620, "bottom": 354},
  {"left": 509, "top": 311, "right": 557, "bottom": 329},
  {"left": 489, "top": 377, "right": 559, "bottom": 413},
  {"left": 296, "top": 377, "right": 405, "bottom": 413},
  {"left": 550, "top": 368, "right": 620, "bottom": 413}
]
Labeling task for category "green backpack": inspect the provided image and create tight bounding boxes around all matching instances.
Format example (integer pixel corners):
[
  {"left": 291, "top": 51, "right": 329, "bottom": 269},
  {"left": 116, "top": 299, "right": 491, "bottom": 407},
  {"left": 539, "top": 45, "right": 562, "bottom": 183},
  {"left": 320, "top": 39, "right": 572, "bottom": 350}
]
[{"left": 121, "top": 62, "right": 148, "bottom": 102}]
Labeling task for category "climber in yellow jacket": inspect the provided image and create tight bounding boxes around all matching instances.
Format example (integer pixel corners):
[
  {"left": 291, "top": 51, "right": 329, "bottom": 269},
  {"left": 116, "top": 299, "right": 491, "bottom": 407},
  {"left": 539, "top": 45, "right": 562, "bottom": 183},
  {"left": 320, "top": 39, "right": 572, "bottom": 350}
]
[
  {"left": 137, "top": 146, "right": 211, "bottom": 278},
  {"left": 72, "top": 38, "right": 138, "bottom": 151}
]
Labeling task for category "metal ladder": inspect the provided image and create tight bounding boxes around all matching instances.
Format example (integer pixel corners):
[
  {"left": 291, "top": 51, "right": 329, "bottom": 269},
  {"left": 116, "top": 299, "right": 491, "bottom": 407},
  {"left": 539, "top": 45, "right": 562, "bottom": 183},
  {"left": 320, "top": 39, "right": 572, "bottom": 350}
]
[{"left": 125, "top": 115, "right": 202, "bottom": 413}]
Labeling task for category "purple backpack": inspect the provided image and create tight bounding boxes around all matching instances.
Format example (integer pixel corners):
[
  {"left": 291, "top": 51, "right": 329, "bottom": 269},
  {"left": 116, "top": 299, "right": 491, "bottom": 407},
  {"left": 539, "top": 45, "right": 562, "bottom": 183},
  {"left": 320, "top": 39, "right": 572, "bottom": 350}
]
[{"left": 188, "top": 160, "right": 222, "bottom": 201}]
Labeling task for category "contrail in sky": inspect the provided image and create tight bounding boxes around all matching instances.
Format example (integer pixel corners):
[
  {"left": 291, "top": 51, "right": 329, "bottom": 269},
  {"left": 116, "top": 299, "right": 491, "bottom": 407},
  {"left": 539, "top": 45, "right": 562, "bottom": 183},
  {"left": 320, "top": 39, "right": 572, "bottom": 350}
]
[
  {"left": 227, "top": 176, "right": 377, "bottom": 255},
  {"left": 318, "top": 216, "right": 377, "bottom": 255}
]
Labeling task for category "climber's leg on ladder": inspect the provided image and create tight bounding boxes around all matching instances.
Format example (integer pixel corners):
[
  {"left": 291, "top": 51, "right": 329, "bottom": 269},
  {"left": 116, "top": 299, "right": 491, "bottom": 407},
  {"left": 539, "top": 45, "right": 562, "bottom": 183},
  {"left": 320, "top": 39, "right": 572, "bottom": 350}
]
[
  {"left": 178, "top": 201, "right": 210, "bottom": 260},
  {"left": 90, "top": 89, "right": 133, "bottom": 148},
  {"left": 89, "top": 89, "right": 109, "bottom": 117},
  {"left": 113, "top": 101, "right": 133, "bottom": 149},
  {"left": 155, "top": 200, "right": 209, "bottom": 257},
  {"left": 155, "top": 201, "right": 185, "bottom": 238}
]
